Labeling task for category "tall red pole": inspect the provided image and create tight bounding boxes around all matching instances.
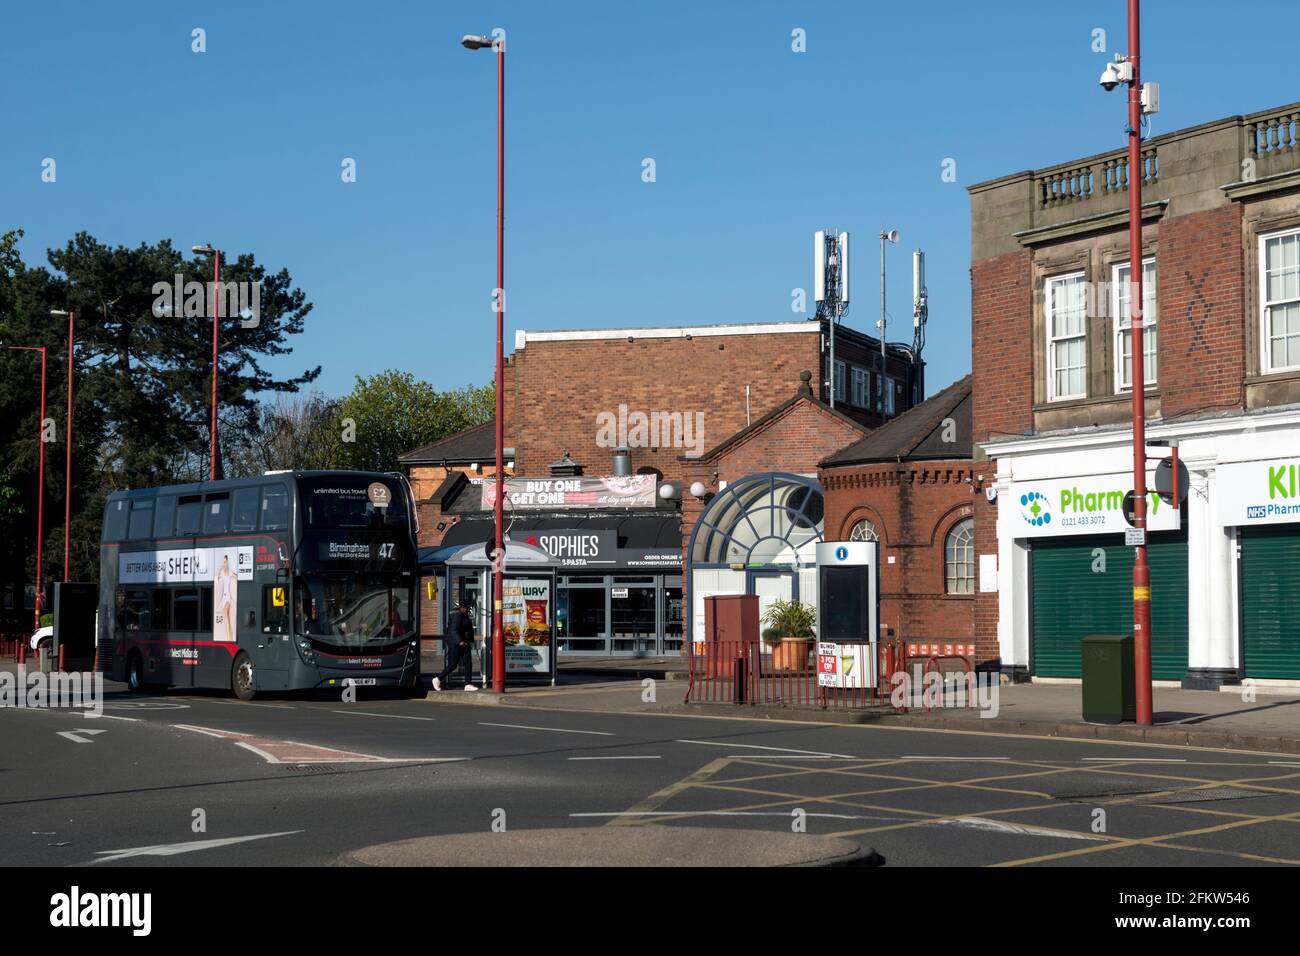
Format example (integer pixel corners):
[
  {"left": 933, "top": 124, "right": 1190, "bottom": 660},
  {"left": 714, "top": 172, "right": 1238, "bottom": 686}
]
[
  {"left": 1126, "top": 0, "right": 1153, "bottom": 726},
  {"left": 63, "top": 311, "right": 74, "bottom": 583},
  {"left": 35, "top": 347, "right": 48, "bottom": 630},
  {"left": 491, "top": 40, "right": 506, "bottom": 694},
  {"left": 210, "top": 250, "right": 222, "bottom": 481}
]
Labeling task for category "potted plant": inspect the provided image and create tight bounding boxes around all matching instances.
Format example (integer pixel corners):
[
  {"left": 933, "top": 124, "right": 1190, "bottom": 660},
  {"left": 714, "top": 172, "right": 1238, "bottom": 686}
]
[{"left": 761, "top": 599, "right": 817, "bottom": 671}]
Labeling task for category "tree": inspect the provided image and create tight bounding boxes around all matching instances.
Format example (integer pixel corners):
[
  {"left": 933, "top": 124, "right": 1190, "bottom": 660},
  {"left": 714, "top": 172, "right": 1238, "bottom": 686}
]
[
  {"left": 0, "top": 230, "right": 320, "bottom": 594},
  {"left": 333, "top": 371, "right": 494, "bottom": 473},
  {"left": 226, "top": 390, "right": 342, "bottom": 477}
]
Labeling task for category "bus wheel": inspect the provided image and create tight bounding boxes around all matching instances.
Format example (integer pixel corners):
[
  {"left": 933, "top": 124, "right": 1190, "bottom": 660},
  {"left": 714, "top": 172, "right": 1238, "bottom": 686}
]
[
  {"left": 126, "top": 652, "right": 147, "bottom": 694},
  {"left": 232, "top": 652, "right": 257, "bottom": 701}
]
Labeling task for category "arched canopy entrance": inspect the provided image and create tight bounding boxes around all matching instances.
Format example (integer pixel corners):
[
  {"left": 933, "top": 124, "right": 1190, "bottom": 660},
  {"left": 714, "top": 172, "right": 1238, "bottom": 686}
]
[{"left": 690, "top": 473, "right": 824, "bottom": 569}]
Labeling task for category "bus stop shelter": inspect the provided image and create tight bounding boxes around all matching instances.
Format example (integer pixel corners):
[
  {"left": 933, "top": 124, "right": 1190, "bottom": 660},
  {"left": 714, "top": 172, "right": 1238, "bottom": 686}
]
[{"left": 419, "top": 539, "right": 558, "bottom": 685}]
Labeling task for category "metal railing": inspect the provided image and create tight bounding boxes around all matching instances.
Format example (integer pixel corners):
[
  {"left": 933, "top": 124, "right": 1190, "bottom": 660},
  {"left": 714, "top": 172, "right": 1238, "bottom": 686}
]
[{"left": 685, "top": 639, "right": 910, "bottom": 712}]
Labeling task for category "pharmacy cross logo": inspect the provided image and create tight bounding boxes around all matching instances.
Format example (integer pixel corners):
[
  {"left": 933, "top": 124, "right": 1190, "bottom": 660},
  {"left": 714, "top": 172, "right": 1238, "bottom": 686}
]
[{"left": 1020, "top": 491, "right": 1052, "bottom": 529}]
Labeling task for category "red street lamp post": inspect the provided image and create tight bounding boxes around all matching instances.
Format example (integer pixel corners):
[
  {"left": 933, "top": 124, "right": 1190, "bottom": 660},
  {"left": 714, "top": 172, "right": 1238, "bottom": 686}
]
[
  {"left": 50, "top": 309, "right": 75, "bottom": 583},
  {"left": 462, "top": 30, "right": 507, "bottom": 694},
  {"left": 1101, "top": 0, "right": 1155, "bottom": 724},
  {"left": 193, "top": 245, "right": 223, "bottom": 480},
  {"left": 2, "top": 343, "right": 48, "bottom": 629}
]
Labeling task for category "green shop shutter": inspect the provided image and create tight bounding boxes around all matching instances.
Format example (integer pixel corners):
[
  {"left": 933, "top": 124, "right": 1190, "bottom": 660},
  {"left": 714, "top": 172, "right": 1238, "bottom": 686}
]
[
  {"left": 1030, "top": 533, "right": 1188, "bottom": 679},
  {"left": 1240, "top": 525, "right": 1300, "bottom": 679}
]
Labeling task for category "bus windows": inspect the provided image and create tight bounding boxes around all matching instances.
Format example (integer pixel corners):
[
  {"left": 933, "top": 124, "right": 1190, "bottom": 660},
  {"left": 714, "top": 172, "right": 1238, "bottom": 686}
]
[
  {"left": 154, "top": 496, "right": 177, "bottom": 538},
  {"left": 231, "top": 487, "right": 259, "bottom": 532},
  {"left": 263, "top": 585, "right": 288, "bottom": 634},
  {"left": 120, "top": 589, "right": 151, "bottom": 630},
  {"left": 176, "top": 496, "right": 202, "bottom": 536},
  {"left": 204, "top": 494, "right": 230, "bottom": 534},
  {"left": 261, "top": 486, "right": 289, "bottom": 531},
  {"left": 127, "top": 499, "right": 155, "bottom": 539},
  {"left": 174, "top": 588, "right": 200, "bottom": 630},
  {"left": 104, "top": 500, "right": 129, "bottom": 541},
  {"left": 151, "top": 589, "right": 172, "bottom": 631}
]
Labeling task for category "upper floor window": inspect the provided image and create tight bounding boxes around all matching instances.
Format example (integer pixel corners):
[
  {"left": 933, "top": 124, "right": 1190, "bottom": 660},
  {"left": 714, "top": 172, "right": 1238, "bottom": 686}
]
[
  {"left": 833, "top": 360, "right": 847, "bottom": 402},
  {"left": 884, "top": 376, "right": 896, "bottom": 416},
  {"left": 1113, "top": 258, "right": 1158, "bottom": 391},
  {"left": 848, "top": 519, "right": 879, "bottom": 542},
  {"left": 851, "top": 367, "right": 869, "bottom": 408},
  {"left": 1047, "top": 272, "right": 1088, "bottom": 401},
  {"left": 944, "top": 517, "right": 975, "bottom": 595},
  {"left": 1262, "top": 229, "right": 1300, "bottom": 373}
]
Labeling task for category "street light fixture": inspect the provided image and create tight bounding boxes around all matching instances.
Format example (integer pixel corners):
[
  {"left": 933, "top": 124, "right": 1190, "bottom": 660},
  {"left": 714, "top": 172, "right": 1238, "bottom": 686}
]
[
  {"left": 2, "top": 343, "right": 48, "bottom": 629},
  {"left": 1100, "top": 0, "right": 1158, "bottom": 726},
  {"left": 50, "top": 310, "right": 75, "bottom": 584},
  {"left": 462, "top": 28, "right": 507, "bottom": 694},
  {"left": 192, "top": 244, "right": 222, "bottom": 481}
]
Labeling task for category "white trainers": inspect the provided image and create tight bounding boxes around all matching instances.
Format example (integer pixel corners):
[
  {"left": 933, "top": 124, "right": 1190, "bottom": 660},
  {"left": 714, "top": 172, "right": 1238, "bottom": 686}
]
[
  {"left": 464, "top": 684, "right": 479, "bottom": 692},
  {"left": 432, "top": 677, "right": 442, "bottom": 692}
]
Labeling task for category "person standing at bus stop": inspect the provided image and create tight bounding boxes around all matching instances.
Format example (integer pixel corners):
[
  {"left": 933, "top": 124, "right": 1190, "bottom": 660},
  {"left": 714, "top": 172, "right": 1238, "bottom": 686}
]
[{"left": 432, "top": 600, "right": 477, "bottom": 692}]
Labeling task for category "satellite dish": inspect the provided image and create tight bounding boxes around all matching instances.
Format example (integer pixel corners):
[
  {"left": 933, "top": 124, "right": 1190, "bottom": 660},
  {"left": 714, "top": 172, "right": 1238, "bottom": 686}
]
[{"left": 886, "top": 230, "right": 900, "bottom": 243}]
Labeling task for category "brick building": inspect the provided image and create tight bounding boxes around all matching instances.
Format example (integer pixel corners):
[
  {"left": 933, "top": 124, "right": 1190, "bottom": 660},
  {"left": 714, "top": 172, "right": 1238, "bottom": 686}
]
[
  {"left": 970, "top": 101, "right": 1300, "bottom": 686},
  {"left": 405, "top": 316, "right": 922, "bottom": 655},
  {"left": 819, "top": 375, "right": 977, "bottom": 660}
]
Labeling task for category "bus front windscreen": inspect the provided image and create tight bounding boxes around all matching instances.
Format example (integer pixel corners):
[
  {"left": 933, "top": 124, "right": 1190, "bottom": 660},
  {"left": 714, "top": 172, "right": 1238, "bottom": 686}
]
[
  {"left": 298, "top": 477, "right": 409, "bottom": 531},
  {"left": 297, "top": 574, "right": 412, "bottom": 647}
]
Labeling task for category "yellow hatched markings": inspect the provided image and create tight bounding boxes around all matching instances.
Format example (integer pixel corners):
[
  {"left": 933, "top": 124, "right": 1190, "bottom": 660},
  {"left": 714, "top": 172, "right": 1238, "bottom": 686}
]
[{"left": 615, "top": 753, "right": 1300, "bottom": 865}]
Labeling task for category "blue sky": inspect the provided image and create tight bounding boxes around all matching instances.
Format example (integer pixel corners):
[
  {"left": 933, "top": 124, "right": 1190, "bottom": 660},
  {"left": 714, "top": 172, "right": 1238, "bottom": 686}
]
[{"left": 2, "top": 1, "right": 1294, "bottom": 401}]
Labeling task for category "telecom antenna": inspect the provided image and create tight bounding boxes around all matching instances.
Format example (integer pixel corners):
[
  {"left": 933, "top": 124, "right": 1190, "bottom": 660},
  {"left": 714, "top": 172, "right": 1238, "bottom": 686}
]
[
  {"left": 912, "top": 248, "right": 928, "bottom": 358},
  {"left": 814, "top": 229, "right": 850, "bottom": 408}
]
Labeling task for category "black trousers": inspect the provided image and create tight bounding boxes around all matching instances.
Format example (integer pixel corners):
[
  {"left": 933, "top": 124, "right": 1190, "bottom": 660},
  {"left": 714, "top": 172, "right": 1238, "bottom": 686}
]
[{"left": 437, "top": 640, "right": 473, "bottom": 684}]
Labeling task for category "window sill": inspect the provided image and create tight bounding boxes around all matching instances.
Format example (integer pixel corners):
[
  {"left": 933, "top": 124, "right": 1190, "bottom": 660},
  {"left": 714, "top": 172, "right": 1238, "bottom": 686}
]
[{"left": 1033, "top": 390, "right": 1161, "bottom": 414}]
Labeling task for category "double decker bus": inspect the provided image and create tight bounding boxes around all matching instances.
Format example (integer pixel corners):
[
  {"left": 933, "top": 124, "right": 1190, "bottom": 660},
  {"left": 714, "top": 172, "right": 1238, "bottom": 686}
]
[{"left": 98, "top": 471, "right": 420, "bottom": 700}]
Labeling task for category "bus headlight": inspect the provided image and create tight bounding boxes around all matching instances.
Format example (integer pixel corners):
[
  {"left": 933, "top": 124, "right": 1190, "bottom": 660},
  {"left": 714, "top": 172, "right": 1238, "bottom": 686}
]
[
  {"left": 296, "top": 638, "right": 316, "bottom": 665},
  {"left": 405, "top": 639, "right": 418, "bottom": 666}
]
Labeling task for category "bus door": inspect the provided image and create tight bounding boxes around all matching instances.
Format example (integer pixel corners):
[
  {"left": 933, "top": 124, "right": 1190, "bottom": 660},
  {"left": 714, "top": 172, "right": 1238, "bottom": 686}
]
[{"left": 252, "top": 574, "right": 293, "bottom": 676}]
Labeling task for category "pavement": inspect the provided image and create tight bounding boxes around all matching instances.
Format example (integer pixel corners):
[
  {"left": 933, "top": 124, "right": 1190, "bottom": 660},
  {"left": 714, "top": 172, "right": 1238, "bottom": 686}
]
[{"left": 341, "top": 826, "right": 878, "bottom": 867}]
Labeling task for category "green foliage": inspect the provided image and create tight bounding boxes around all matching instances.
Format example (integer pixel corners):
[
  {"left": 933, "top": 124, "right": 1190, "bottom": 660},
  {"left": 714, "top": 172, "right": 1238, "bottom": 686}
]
[
  {"left": 760, "top": 599, "right": 817, "bottom": 642},
  {"left": 0, "top": 229, "right": 318, "bottom": 598},
  {"left": 333, "top": 370, "right": 494, "bottom": 473}
]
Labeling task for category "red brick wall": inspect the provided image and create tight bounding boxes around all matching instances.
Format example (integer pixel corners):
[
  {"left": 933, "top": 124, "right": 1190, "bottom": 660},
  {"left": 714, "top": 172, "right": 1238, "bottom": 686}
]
[
  {"left": 970, "top": 249, "right": 1033, "bottom": 669},
  {"left": 1156, "top": 203, "right": 1247, "bottom": 418},
  {"left": 971, "top": 251, "right": 1034, "bottom": 449},
  {"left": 510, "top": 331, "right": 823, "bottom": 480},
  {"left": 821, "top": 462, "right": 977, "bottom": 653}
]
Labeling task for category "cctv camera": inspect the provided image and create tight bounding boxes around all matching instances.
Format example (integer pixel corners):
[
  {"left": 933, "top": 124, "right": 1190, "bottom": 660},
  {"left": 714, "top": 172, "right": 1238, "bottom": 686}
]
[{"left": 1099, "top": 58, "right": 1133, "bottom": 92}]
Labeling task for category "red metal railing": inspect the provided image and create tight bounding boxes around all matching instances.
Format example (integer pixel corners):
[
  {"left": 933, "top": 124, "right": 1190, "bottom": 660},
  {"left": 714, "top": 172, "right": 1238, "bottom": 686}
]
[
  {"left": 921, "top": 654, "right": 977, "bottom": 713},
  {"left": 686, "top": 639, "right": 910, "bottom": 711}
]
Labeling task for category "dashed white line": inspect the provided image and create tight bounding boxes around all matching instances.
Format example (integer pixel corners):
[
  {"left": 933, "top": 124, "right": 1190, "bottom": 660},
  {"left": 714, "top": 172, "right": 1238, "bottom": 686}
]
[
  {"left": 1082, "top": 757, "right": 1186, "bottom": 763},
  {"left": 481, "top": 722, "right": 614, "bottom": 736},
  {"left": 567, "top": 755, "right": 661, "bottom": 761},
  {"left": 331, "top": 711, "right": 436, "bottom": 721},
  {"left": 900, "top": 756, "right": 1010, "bottom": 761},
  {"left": 675, "top": 739, "right": 853, "bottom": 758}
]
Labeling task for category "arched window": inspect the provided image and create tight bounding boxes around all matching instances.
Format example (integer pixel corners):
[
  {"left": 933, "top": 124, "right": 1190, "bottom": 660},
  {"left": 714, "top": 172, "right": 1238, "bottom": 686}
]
[
  {"left": 689, "top": 473, "right": 823, "bottom": 567},
  {"left": 945, "top": 518, "right": 975, "bottom": 594},
  {"left": 848, "top": 519, "right": 879, "bottom": 543}
]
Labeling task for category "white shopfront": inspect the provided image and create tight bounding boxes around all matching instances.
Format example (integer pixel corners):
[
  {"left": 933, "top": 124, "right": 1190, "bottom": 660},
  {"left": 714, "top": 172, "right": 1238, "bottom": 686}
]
[{"left": 984, "top": 406, "right": 1300, "bottom": 687}]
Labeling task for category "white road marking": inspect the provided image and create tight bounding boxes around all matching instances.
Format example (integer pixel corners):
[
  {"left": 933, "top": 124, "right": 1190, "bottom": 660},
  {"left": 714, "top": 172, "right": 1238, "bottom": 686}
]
[
  {"left": 82, "top": 712, "right": 140, "bottom": 722},
  {"left": 172, "top": 724, "right": 466, "bottom": 764},
  {"left": 1267, "top": 761, "right": 1300, "bottom": 767},
  {"left": 57, "top": 729, "right": 106, "bottom": 744},
  {"left": 481, "top": 722, "right": 614, "bottom": 736},
  {"left": 88, "top": 830, "right": 304, "bottom": 864},
  {"left": 937, "top": 817, "right": 1105, "bottom": 842},
  {"left": 573, "top": 810, "right": 896, "bottom": 821},
  {"left": 1082, "top": 757, "right": 1186, "bottom": 763},
  {"left": 676, "top": 739, "right": 853, "bottom": 758},
  {"left": 568, "top": 755, "right": 661, "bottom": 761},
  {"left": 331, "top": 710, "right": 436, "bottom": 721},
  {"left": 900, "top": 756, "right": 1010, "bottom": 761},
  {"left": 573, "top": 811, "right": 1104, "bottom": 842}
]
